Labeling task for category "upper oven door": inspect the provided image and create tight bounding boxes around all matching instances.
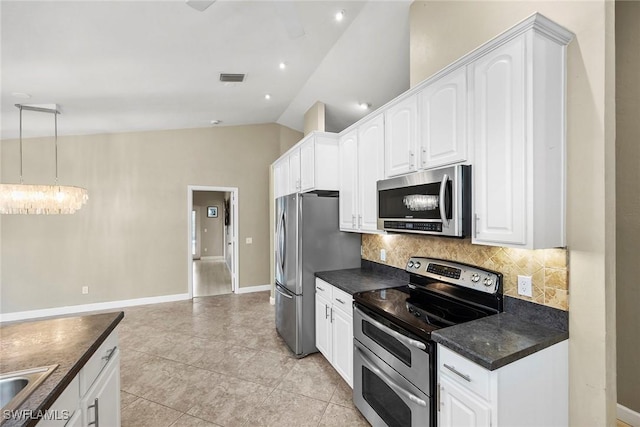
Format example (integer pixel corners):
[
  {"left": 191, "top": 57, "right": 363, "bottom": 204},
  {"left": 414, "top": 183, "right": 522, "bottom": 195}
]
[
  {"left": 354, "top": 305, "right": 432, "bottom": 393},
  {"left": 377, "top": 165, "right": 469, "bottom": 237}
]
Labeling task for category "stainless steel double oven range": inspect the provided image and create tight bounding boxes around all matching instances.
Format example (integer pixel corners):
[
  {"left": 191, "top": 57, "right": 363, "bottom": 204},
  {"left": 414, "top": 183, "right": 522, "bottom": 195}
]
[{"left": 353, "top": 257, "right": 503, "bottom": 427}]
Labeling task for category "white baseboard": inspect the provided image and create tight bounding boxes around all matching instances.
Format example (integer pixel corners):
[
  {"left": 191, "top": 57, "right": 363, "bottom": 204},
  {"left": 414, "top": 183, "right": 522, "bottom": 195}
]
[
  {"left": 236, "top": 284, "right": 272, "bottom": 294},
  {"left": 618, "top": 403, "right": 640, "bottom": 427},
  {"left": 0, "top": 293, "right": 191, "bottom": 323}
]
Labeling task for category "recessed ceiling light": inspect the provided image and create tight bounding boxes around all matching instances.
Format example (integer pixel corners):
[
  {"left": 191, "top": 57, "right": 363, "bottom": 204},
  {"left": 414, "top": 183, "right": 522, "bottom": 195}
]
[
  {"left": 279, "top": 62, "right": 287, "bottom": 70},
  {"left": 265, "top": 94, "right": 272, "bottom": 100},
  {"left": 210, "top": 120, "right": 221, "bottom": 125},
  {"left": 335, "top": 10, "right": 345, "bottom": 22},
  {"left": 359, "top": 102, "right": 371, "bottom": 110},
  {"left": 12, "top": 92, "right": 31, "bottom": 99}
]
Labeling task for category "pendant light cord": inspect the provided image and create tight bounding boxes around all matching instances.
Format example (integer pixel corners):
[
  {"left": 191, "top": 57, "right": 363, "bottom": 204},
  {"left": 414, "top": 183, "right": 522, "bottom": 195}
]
[
  {"left": 54, "top": 109, "right": 58, "bottom": 185},
  {"left": 19, "top": 105, "right": 23, "bottom": 184}
]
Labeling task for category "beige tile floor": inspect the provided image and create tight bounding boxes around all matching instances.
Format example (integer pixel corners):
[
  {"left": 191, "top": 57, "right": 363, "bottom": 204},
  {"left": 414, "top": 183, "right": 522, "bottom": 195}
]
[
  {"left": 193, "top": 259, "right": 232, "bottom": 297},
  {"left": 119, "top": 291, "right": 370, "bottom": 427}
]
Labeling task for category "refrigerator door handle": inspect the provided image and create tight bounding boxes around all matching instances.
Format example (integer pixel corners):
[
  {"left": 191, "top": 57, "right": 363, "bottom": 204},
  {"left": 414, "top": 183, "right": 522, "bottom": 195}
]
[{"left": 275, "top": 286, "right": 293, "bottom": 299}]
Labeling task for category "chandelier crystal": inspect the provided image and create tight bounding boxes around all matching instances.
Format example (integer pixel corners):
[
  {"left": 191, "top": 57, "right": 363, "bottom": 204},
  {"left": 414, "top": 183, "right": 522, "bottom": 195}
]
[{"left": 0, "top": 104, "right": 89, "bottom": 215}]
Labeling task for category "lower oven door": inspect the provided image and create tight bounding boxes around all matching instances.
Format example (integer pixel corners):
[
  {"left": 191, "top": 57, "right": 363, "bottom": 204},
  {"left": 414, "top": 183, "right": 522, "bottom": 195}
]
[
  {"left": 354, "top": 340, "right": 431, "bottom": 427},
  {"left": 354, "top": 305, "right": 432, "bottom": 390}
]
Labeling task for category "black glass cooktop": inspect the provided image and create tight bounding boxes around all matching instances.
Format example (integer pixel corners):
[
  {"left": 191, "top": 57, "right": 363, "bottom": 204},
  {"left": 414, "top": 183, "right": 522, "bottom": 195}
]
[{"left": 354, "top": 285, "right": 495, "bottom": 340}]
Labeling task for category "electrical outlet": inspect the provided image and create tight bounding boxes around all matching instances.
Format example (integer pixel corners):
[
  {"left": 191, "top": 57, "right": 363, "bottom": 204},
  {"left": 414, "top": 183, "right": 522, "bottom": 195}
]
[
  {"left": 517, "top": 275, "right": 533, "bottom": 297},
  {"left": 82, "top": 286, "right": 89, "bottom": 295},
  {"left": 380, "top": 249, "right": 387, "bottom": 262},
  {"left": 246, "top": 237, "right": 252, "bottom": 244},
  {"left": 204, "top": 248, "right": 207, "bottom": 252}
]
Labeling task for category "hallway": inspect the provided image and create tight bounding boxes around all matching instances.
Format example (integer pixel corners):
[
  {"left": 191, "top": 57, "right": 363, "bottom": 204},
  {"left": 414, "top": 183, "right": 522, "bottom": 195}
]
[{"left": 193, "top": 259, "right": 232, "bottom": 297}]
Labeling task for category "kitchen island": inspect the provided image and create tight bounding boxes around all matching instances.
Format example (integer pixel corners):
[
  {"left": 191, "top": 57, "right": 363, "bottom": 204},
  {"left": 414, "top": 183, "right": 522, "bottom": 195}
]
[{"left": 0, "top": 312, "right": 124, "bottom": 427}]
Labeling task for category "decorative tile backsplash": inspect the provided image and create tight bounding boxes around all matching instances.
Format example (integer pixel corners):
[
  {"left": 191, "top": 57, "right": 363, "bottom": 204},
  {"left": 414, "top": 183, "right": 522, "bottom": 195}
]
[{"left": 362, "top": 234, "right": 569, "bottom": 310}]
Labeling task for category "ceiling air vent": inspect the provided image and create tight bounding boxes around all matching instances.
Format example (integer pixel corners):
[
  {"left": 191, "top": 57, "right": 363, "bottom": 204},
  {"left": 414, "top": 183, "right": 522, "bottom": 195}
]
[{"left": 219, "top": 73, "right": 245, "bottom": 83}]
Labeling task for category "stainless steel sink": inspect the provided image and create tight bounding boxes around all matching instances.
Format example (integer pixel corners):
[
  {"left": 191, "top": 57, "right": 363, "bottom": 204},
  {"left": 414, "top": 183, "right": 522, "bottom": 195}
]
[{"left": 0, "top": 365, "right": 58, "bottom": 416}]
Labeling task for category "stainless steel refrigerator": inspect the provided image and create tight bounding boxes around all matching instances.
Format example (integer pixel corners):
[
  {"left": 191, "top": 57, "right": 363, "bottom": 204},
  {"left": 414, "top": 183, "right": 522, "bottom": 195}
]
[{"left": 274, "top": 193, "right": 361, "bottom": 357}]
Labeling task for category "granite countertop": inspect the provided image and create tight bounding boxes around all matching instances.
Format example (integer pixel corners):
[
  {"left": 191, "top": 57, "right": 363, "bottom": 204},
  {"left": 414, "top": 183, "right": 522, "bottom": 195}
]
[
  {"left": 315, "top": 268, "right": 407, "bottom": 295},
  {"left": 431, "top": 312, "right": 569, "bottom": 371},
  {"left": 0, "top": 312, "right": 124, "bottom": 427}
]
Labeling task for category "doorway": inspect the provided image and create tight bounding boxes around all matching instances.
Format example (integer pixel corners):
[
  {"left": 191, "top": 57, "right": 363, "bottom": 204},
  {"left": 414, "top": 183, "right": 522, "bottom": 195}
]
[{"left": 187, "top": 186, "right": 239, "bottom": 297}]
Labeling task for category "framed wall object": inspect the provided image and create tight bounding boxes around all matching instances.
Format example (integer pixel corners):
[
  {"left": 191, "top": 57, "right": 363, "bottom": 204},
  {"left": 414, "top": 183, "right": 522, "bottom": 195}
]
[{"left": 207, "top": 206, "right": 218, "bottom": 218}]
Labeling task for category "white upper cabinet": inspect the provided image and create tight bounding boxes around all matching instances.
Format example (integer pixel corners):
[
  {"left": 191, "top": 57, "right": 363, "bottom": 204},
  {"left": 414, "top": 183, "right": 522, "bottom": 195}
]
[
  {"left": 357, "top": 114, "right": 385, "bottom": 232},
  {"left": 418, "top": 66, "right": 468, "bottom": 169},
  {"left": 338, "top": 129, "right": 358, "bottom": 232},
  {"left": 288, "top": 147, "right": 301, "bottom": 193},
  {"left": 272, "top": 132, "right": 339, "bottom": 198},
  {"left": 384, "top": 95, "right": 419, "bottom": 178},
  {"left": 471, "top": 18, "right": 572, "bottom": 249},
  {"left": 339, "top": 114, "right": 385, "bottom": 234}
]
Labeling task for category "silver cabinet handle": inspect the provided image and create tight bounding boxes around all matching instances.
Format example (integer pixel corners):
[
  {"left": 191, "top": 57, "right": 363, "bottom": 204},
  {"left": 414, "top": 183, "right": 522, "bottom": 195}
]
[
  {"left": 317, "top": 286, "right": 325, "bottom": 292},
  {"left": 474, "top": 214, "right": 479, "bottom": 238},
  {"left": 275, "top": 287, "right": 293, "bottom": 299},
  {"left": 325, "top": 305, "right": 330, "bottom": 319},
  {"left": 102, "top": 346, "right": 117, "bottom": 362},
  {"left": 88, "top": 397, "right": 99, "bottom": 427},
  {"left": 352, "top": 214, "right": 356, "bottom": 228},
  {"left": 356, "top": 307, "right": 426, "bottom": 350},
  {"left": 335, "top": 298, "right": 345, "bottom": 305},
  {"left": 330, "top": 307, "right": 334, "bottom": 323},
  {"left": 443, "top": 363, "right": 471, "bottom": 382},
  {"left": 409, "top": 150, "right": 415, "bottom": 169},
  {"left": 355, "top": 342, "right": 427, "bottom": 407},
  {"left": 357, "top": 214, "right": 362, "bottom": 228},
  {"left": 421, "top": 147, "right": 427, "bottom": 166}
]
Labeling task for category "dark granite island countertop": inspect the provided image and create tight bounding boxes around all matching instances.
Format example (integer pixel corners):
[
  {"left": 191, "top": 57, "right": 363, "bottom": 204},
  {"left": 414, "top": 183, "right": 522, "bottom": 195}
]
[
  {"left": 0, "top": 312, "right": 124, "bottom": 427},
  {"left": 315, "top": 268, "right": 407, "bottom": 295},
  {"left": 431, "top": 312, "right": 568, "bottom": 371}
]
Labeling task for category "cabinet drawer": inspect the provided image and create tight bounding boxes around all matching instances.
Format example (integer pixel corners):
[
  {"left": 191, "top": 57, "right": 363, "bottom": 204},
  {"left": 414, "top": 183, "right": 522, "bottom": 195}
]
[
  {"left": 80, "top": 330, "right": 119, "bottom": 395},
  {"left": 438, "top": 345, "right": 490, "bottom": 400},
  {"left": 315, "top": 278, "right": 332, "bottom": 300},
  {"left": 331, "top": 287, "right": 353, "bottom": 316}
]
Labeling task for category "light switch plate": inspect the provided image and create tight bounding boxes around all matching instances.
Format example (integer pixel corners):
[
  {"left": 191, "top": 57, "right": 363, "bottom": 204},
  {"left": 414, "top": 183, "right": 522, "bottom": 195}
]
[{"left": 518, "top": 275, "right": 533, "bottom": 297}]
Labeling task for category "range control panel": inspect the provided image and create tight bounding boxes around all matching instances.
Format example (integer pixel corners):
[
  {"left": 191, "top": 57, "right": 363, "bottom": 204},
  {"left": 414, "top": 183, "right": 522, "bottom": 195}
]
[{"left": 406, "top": 257, "right": 501, "bottom": 294}]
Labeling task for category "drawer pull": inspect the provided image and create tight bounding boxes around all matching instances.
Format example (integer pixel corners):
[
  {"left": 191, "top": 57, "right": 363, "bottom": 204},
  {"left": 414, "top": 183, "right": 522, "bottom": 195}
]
[
  {"left": 443, "top": 363, "right": 471, "bottom": 382},
  {"left": 88, "top": 397, "right": 99, "bottom": 427},
  {"left": 317, "top": 286, "right": 325, "bottom": 292},
  {"left": 102, "top": 346, "right": 117, "bottom": 362},
  {"left": 335, "top": 298, "right": 346, "bottom": 304}
]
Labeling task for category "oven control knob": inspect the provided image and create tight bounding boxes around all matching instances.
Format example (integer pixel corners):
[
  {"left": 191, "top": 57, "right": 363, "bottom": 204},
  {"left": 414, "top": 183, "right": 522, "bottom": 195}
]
[
  {"left": 414, "top": 261, "right": 421, "bottom": 269},
  {"left": 484, "top": 278, "right": 493, "bottom": 287},
  {"left": 471, "top": 273, "right": 480, "bottom": 283},
  {"left": 408, "top": 261, "right": 414, "bottom": 268}
]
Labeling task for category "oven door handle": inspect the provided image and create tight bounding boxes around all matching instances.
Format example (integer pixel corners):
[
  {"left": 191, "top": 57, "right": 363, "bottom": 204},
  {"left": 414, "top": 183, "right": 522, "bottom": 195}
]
[
  {"left": 355, "top": 342, "right": 428, "bottom": 408},
  {"left": 439, "top": 173, "right": 450, "bottom": 226},
  {"left": 356, "top": 307, "right": 427, "bottom": 350}
]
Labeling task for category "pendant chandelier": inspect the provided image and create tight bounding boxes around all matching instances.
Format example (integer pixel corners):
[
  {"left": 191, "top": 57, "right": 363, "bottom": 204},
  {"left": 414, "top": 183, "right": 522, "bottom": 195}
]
[{"left": 0, "top": 104, "right": 88, "bottom": 215}]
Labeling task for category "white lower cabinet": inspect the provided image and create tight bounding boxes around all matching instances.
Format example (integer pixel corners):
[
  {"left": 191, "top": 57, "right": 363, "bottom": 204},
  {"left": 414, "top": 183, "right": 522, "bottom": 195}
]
[
  {"left": 314, "top": 278, "right": 354, "bottom": 387},
  {"left": 37, "top": 329, "right": 121, "bottom": 427},
  {"left": 437, "top": 341, "right": 568, "bottom": 427}
]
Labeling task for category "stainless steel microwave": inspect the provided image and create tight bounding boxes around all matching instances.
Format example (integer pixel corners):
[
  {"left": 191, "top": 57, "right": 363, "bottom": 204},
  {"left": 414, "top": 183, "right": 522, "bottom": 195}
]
[{"left": 377, "top": 165, "right": 471, "bottom": 237}]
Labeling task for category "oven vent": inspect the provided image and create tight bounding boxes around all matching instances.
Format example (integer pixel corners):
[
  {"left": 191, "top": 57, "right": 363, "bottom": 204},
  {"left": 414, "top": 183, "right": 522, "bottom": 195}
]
[{"left": 219, "top": 73, "right": 245, "bottom": 83}]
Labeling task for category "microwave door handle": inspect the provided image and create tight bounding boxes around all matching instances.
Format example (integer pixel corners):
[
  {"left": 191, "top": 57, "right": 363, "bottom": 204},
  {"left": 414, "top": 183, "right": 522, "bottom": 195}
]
[
  {"left": 355, "top": 342, "right": 428, "bottom": 408},
  {"left": 356, "top": 307, "right": 426, "bottom": 350},
  {"left": 439, "top": 173, "right": 450, "bottom": 226}
]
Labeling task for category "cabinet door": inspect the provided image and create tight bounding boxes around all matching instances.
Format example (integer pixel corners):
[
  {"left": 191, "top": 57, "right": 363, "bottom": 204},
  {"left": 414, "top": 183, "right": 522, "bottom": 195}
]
[
  {"left": 289, "top": 148, "right": 301, "bottom": 193},
  {"left": 315, "top": 293, "right": 332, "bottom": 361},
  {"left": 472, "top": 36, "right": 527, "bottom": 246},
  {"left": 384, "top": 95, "right": 418, "bottom": 178},
  {"left": 357, "top": 114, "right": 385, "bottom": 233},
  {"left": 331, "top": 308, "right": 353, "bottom": 388},
  {"left": 419, "top": 67, "right": 467, "bottom": 169},
  {"left": 273, "top": 158, "right": 289, "bottom": 198},
  {"left": 338, "top": 130, "right": 358, "bottom": 232},
  {"left": 37, "top": 376, "right": 79, "bottom": 427},
  {"left": 63, "top": 410, "right": 82, "bottom": 427},
  {"left": 299, "top": 139, "right": 315, "bottom": 192},
  {"left": 82, "top": 350, "right": 121, "bottom": 427},
  {"left": 439, "top": 376, "right": 491, "bottom": 427}
]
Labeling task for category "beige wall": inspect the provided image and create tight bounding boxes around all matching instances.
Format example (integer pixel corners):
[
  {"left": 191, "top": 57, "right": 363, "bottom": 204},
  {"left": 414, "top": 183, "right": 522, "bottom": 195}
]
[
  {"left": 409, "top": 2, "right": 616, "bottom": 425},
  {"left": 1, "top": 123, "right": 301, "bottom": 313},
  {"left": 616, "top": 0, "right": 640, "bottom": 414},
  {"left": 303, "top": 101, "right": 326, "bottom": 136},
  {"left": 193, "top": 191, "right": 225, "bottom": 258}
]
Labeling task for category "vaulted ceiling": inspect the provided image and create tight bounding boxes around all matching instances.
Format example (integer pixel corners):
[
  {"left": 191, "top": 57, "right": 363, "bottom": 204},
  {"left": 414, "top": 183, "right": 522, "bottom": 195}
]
[{"left": 1, "top": 1, "right": 411, "bottom": 139}]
